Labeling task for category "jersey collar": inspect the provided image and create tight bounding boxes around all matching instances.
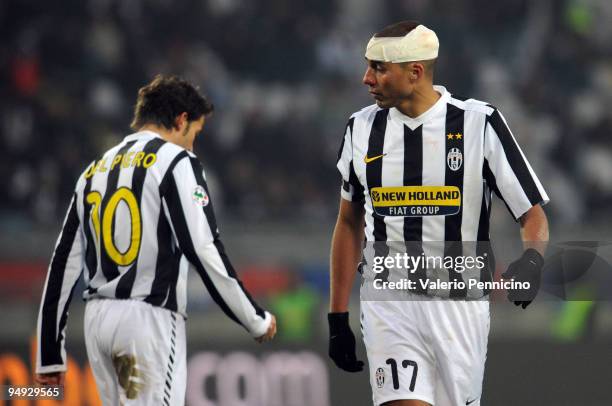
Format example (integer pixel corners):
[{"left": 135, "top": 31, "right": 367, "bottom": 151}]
[
  {"left": 123, "top": 130, "right": 164, "bottom": 143},
  {"left": 389, "top": 85, "right": 450, "bottom": 130}
]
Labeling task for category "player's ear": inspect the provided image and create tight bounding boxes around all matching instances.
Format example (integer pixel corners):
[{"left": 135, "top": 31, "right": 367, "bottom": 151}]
[
  {"left": 173, "top": 112, "right": 189, "bottom": 130},
  {"left": 408, "top": 62, "right": 424, "bottom": 80}
]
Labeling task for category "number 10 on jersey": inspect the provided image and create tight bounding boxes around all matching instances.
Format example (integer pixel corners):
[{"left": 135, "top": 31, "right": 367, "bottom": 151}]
[{"left": 86, "top": 187, "right": 141, "bottom": 266}]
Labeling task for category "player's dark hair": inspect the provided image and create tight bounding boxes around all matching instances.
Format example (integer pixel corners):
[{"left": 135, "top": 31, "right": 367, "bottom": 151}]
[
  {"left": 374, "top": 20, "right": 420, "bottom": 38},
  {"left": 130, "top": 74, "right": 214, "bottom": 131}
]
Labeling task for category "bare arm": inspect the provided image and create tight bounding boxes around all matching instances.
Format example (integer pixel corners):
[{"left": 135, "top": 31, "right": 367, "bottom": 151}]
[
  {"left": 330, "top": 198, "right": 365, "bottom": 313},
  {"left": 502, "top": 204, "right": 549, "bottom": 308},
  {"left": 519, "top": 204, "right": 549, "bottom": 256}
]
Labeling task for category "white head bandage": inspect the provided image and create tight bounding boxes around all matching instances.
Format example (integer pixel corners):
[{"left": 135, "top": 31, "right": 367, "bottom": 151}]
[{"left": 365, "top": 24, "right": 439, "bottom": 63}]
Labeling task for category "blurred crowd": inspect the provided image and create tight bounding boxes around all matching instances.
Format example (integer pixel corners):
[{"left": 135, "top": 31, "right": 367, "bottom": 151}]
[{"left": 1, "top": 0, "right": 611, "bottom": 230}]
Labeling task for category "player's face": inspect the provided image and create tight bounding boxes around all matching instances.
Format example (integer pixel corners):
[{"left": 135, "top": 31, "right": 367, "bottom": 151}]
[{"left": 363, "top": 59, "right": 415, "bottom": 108}]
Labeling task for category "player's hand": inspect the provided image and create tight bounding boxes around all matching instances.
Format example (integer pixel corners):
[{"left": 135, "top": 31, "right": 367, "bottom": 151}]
[
  {"left": 255, "top": 314, "right": 277, "bottom": 343},
  {"left": 328, "top": 312, "right": 364, "bottom": 372},
  {"left": 35, "top": 372, "right": 65, "bottom": 386},
  {"left": 502, "top": 248, "right": 544, "bottom": 309}
]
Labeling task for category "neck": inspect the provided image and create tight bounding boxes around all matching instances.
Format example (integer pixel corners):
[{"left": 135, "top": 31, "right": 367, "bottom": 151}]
[
  {"left": 139, "top": 124, "right": 192, "bottom": 151},
  {"left": 396, "top": 84, "right": 440, "bottom": 118},
  {"left": 139, "top": 124, "right": 172, "bottom": 140}
]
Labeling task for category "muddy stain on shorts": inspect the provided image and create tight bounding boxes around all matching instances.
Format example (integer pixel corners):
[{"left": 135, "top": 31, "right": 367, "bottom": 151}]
[{"left": 112, "top": 353, "right": 143, "bottom": 399}]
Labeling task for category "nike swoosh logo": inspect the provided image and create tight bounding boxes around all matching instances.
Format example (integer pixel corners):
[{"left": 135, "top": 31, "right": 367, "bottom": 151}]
[
  {"left": 364, "top": 153, "right": 387, "bottom": 163},
  {"left": 466, "top": 398, "right": 478, "bottom": 405}
]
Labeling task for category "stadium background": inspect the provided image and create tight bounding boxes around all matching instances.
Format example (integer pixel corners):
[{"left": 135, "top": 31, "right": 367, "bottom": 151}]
[{"left": 1, "top": 0, "right": 612, "bottom": 405}]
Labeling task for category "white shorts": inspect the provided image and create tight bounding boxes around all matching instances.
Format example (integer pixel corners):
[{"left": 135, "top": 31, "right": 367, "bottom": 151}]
[
  {"left": 84, "top": 299, "right": 187, "bottom": 406},
  {"left": 361, "top": 297, "right": 490, "bottom": 406}
]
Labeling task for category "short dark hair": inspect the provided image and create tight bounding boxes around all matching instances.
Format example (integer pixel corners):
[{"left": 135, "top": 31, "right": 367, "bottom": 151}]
[
  {"left": 130, "top": 75, "right": 214, "bottom": 131},
  {"left": 374, "top": 20, "right": 420, "bottom": 38}
]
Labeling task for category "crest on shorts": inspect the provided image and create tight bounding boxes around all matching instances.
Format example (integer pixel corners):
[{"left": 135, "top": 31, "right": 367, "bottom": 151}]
[
  {"left": 375, "top": 367, "right": 385, "bottom": 388},
  {"left": 192, "top": 185, "right": 209, "bottom": 207},
  {"left": 447, "top": 148, "right": 463, "bottom": 171}
]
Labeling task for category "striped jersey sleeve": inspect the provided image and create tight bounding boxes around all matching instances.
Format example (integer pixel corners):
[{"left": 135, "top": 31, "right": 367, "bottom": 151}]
[
  {"left": 483, "top": 108, "right": 549, "bottom": 220},
  {"left": 336, "top": 117, "right": 364, "bottom": 202},
  {"left": 36, "top": 193, "right": 86, "bottom": 373},
  {"left": 159, "top": 153, "right": 271, "bottom": 337}
]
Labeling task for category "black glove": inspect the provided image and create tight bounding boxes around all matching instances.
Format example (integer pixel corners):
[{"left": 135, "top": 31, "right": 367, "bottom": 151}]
[
  {"left": 502, "top": 248, "right": 544, "bottom": 309},
  {"left": 328, "top": 312, "right": 364, "bottom": 372}
]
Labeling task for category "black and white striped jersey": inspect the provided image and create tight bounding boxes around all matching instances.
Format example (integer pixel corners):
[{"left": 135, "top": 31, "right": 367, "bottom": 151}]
[
  {"left": 37, "top": 130, "right": 270, "bottom": 373},
  {"left": 337, "top": 86, "right": 549, "bottom": 297}
]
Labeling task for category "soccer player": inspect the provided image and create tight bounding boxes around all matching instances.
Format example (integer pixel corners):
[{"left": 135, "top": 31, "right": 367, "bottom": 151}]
[
  {"left": 328, "top": 21, "right": 549, "bottom": 405},
  {"left": 35, "top": 75, "right": 277, "bottom": 405}
]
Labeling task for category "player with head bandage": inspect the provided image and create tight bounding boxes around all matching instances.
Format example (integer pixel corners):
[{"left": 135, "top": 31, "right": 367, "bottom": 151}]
[{"left": 328, "top": 21, "right": 549, "bottom": 406}]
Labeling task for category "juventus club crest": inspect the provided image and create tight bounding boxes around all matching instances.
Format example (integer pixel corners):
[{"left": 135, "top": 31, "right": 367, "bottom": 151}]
[
  {"left": 375, "top": 367, "right": 385, "bottom": 388},
  {"left": 447, "top": 148, "right": 463, "bottom": 171}
]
